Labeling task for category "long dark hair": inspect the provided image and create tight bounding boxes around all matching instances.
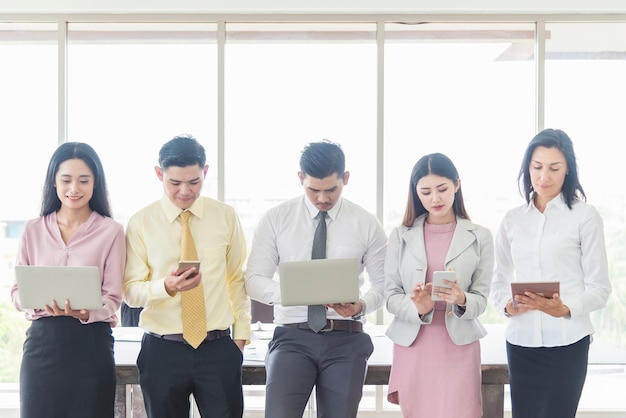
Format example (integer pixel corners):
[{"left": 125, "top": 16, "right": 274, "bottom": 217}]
[
  {"left": 41, "top": 142, "right": 112, "bottom": 217},
  {"left": 402, "top": 153, "right": 469, "bottom": 227},
  {"left": 518, "top": 128, "right": 585, "bottom": 209}
]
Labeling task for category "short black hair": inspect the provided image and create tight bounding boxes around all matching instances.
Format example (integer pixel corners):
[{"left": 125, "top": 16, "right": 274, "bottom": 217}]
[
  {"left": 158, "top": 134, "right": 206, "bottom": 169},
  {"left": 299, "top": 140, "right": 345, "bottom": 179}
]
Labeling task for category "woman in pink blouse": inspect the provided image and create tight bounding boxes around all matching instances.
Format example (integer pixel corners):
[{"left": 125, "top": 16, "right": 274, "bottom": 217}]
[{"left": 10, "top": 142, "right": 126, "bottom": 418}]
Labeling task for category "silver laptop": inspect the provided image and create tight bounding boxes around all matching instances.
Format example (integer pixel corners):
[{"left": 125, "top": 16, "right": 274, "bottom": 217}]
[
  {"left": 279, "top": 258, "right": 360, "bottom": 306},
  {"left": 15, "top": 265, "right": 103, "bottom": 310}
]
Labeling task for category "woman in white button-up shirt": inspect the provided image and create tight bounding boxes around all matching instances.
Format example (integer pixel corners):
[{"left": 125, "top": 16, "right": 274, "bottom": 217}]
[{"left": 490, "top": 129, "right": 612, "bottom": 418}]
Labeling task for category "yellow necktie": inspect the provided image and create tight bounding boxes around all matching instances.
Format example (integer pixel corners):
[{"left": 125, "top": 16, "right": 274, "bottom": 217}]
[{"left": 179, "top": 210, "right": 208, "bottom": 348}]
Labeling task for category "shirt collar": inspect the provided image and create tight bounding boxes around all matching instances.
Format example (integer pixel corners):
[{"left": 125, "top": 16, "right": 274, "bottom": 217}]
[
  {"left": 303, "top": 195, "right": 342, "bottom": 221},
  {"left": 526, "top": 193, "right": 568, "bottom": 213},
  {"left": 160, "top": 195, "right": 204, "bottom": 223}
]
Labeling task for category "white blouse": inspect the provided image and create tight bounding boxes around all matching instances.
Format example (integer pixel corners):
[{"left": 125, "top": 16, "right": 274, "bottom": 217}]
[{"left": 490, "top": 195, "right": 612, "bottom": 348}]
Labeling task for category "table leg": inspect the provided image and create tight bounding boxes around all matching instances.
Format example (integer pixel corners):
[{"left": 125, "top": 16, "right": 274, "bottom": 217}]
[
  {"left": 130, "top": 384, "right": 147, "bottom": 417},
  {"left": 114, "top": 384, "right": 126, "bottom": 417},
  {"left": 481, "top": 383, "right": 504, "bottom": 418}
]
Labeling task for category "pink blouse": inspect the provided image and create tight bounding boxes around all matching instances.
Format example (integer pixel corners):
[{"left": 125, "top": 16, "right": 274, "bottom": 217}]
[{"left": 10, "top": 211, "right": 126, "bottom": 326}]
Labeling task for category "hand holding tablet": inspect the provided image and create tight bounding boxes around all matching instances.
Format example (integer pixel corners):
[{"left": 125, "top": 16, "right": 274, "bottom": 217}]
[{"left": 510, "top": 281, "right": 560, "bottom": 308}]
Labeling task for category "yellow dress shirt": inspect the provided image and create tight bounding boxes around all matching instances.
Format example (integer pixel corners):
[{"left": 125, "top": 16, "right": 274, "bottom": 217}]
[{"left": 123, "top": 195, "right": 250, "bottom": 342}]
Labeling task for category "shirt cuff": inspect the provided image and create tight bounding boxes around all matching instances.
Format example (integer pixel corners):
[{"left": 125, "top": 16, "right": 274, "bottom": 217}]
[
  {"left": 419, "top": 309, "right": 434, "bottom": 323},
  {"left": 453, "top": 304, "right": 467, "bottom": 316}
]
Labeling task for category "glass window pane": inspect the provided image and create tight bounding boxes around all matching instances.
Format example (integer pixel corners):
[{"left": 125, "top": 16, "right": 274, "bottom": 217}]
[
  {"left": 67, "top": 23, "right": 219, "bottom": 224},
  {"left": 384, "top": 22, "right": 536, "bottom": 232},
  {"left": 224, "top": 23, "right": 378, "bottom": 246},
  {"left": 0, "top": 23, "right": 58, "bottom": 388},
  {"left": 0, "top": 24, "right": 58, "bottom": 222}
]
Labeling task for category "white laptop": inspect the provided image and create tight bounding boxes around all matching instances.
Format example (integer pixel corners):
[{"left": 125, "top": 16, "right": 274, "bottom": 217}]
[
  {"left": 279, "top": 258, "right": 360, "bottom": 306},
  {"left": 15, "top": 265, "right": 103, "bottom": 310}
]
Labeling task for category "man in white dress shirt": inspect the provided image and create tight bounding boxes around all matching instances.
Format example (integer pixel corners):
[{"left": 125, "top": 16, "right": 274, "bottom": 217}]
[{"left": 245, "top": 140, "right": 388, "bottom": 418}]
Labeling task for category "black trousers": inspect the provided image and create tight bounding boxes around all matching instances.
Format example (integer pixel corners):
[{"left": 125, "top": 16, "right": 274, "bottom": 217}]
[
  {"left": 507, "top": 335, "right": 590, "bottom": 418},
  {"left": 137, "top": 332, "right": 244, "bottom": 418},
  {"left": 20, "top": 316, "right": 115, "bottom": 418},
  {"left": 120, "top": 301, "right": 143, "bottom": 327}
]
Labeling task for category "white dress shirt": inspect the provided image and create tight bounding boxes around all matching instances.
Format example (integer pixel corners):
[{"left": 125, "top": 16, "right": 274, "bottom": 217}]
[
  {"left": 245, "top": 195, "right": 388, "bottom": 325},
  {"left": 490, "top": 195, "right": 612, "bottom": 348}
]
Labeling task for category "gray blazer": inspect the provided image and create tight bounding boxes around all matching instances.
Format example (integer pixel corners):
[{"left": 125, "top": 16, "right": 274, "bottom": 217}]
[{"left": 384, "top": 216, "right": 494, "bottom": 347}]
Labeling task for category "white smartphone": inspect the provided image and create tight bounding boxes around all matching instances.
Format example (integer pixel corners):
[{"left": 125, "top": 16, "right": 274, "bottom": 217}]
[
  {"left": 178, "top": 260, "right": 200, "bottom": 279},
  {"left": 431, "top": 271, "right": 455, "bottom": 301}
]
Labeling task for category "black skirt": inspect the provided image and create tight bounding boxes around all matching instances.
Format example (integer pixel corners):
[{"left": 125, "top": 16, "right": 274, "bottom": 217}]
[
  {"left": 507, "top": 335, "right": 590, "bottom": 418},
  {"left": 20, "top": 315, "right": 116, "bottom": 418}
]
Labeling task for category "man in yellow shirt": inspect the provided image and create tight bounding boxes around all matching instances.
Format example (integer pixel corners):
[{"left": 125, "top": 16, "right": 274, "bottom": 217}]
[{"left": 123, "top": 134, "right": 250, "bottom": 418}]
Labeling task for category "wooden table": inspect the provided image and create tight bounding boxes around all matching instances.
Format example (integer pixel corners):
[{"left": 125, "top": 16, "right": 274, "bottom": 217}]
[{"left": 113, "top": 324, "right": 626, "bottom": 418}]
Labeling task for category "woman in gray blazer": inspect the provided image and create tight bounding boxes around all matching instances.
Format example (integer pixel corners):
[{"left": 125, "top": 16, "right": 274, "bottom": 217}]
[{"left": 384, "top": 153, "right": 493, "bottom": 418}]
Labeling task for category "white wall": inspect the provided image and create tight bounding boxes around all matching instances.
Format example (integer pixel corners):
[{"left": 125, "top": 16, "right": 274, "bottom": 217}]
[{"left": 2, "top": 0, "right": 626, "bottom": 15}]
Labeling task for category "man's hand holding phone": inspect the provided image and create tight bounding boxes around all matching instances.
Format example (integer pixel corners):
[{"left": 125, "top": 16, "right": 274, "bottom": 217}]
[{"left": 164, "top": 261, "right": 202, "bottom": 295}]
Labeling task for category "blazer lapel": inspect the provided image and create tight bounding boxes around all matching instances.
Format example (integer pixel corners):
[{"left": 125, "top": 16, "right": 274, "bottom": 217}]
[
  {"left": 445, "top": 218, "right": 477, "bottom": 264},
  {"left": 401, "top": 218, "right": 428, "bottom": 267}
]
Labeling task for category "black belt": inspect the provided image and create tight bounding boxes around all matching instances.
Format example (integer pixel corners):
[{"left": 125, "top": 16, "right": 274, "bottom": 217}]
[
  {"left": 282, "top": 319, "right": 362, "bottom": 333},
  {"left": 146, "top": 329, "right": 230, "bottom": 344}
]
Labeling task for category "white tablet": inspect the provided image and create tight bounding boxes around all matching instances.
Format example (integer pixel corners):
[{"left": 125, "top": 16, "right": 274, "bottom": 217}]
[
  {"left": 279, "top": 258, "right": 360, "bottom": 306},
  {"left": 15, "top": 265, "right": 104, "bottom": 310}
]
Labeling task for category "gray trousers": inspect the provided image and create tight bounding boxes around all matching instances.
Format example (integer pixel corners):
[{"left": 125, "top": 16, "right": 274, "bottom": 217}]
[{"left": 264, "top": 325, "right": 374, "bottom": 418}]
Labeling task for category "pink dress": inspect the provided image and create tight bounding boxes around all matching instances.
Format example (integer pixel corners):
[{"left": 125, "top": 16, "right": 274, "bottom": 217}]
[{"left": 387, "top": 222, "right": 482, "bottom": 418}]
